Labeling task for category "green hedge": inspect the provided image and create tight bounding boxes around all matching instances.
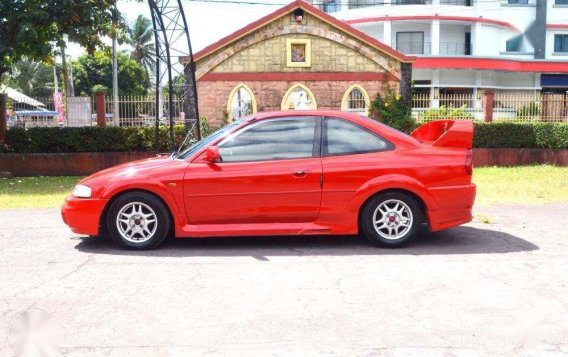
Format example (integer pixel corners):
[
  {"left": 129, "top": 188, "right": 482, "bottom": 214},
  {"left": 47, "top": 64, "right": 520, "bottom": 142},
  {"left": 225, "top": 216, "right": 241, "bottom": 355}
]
[
  {"left": 1, "top": 122, "right": 567, "bottom": 153},
  {"left": 473, "top": 122, "right": 568, "bottom": 149},
  {"left": 1, "top": 126, "right": 188, "bottom": 153}
]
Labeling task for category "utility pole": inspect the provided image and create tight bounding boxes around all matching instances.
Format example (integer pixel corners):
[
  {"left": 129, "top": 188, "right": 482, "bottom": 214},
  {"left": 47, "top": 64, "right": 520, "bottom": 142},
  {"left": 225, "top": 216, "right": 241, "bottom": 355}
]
[
  {"left": 112, "top": 3, "right": 120, "bottom": 126},
  {"left": 68, "top": 58, "right": 75, "bottom": 97},
  {"left": 53, "top": 65, "right": 59, "bottom": 93},
  {"left": 60, "top": 43, "right": 70, "bottom": 95}
]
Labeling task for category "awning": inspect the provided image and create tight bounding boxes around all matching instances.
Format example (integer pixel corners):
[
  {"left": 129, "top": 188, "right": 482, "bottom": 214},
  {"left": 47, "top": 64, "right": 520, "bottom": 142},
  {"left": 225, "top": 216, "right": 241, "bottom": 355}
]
[
  {"left": 0, "top": 86, "right": 46, "bottom": 108},
  {"left": 15, "top": 111, "right": 58, "bottom": 117},
  {"left": 541, "top": 74, "right": 568, "bottom": 88}
]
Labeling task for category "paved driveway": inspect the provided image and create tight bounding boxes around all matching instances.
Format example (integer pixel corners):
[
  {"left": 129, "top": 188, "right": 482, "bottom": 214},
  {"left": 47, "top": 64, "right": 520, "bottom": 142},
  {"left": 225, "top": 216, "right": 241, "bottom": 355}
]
[{"left": 0, "top": 205, "right": 567, "bottom": 356}]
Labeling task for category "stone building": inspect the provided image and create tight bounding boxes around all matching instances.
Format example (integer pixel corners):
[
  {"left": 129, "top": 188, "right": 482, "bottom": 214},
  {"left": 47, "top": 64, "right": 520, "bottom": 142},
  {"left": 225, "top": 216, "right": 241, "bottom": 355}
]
[{"left": 192, "top": 0, "right": 414, "bottom": 127}]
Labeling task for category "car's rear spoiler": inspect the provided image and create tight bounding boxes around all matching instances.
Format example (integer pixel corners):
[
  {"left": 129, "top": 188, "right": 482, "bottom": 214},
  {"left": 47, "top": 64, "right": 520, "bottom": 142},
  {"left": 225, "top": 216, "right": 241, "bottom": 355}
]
[{"left": 410, "top": 120, "right": 473, "bottom": 149}]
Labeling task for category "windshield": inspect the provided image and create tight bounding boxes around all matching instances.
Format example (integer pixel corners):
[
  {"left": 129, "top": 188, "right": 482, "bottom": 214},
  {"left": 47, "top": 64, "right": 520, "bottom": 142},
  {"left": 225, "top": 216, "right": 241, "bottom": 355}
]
[{"left": 175, "top": 119, "right": 243, "bottom": 160}]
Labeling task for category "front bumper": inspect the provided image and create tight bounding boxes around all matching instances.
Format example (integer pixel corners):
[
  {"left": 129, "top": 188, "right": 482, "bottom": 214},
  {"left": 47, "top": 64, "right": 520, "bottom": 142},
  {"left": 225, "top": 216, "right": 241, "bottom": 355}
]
[{"left": 61, "top": 196, "right": 109, "bottom": 236}]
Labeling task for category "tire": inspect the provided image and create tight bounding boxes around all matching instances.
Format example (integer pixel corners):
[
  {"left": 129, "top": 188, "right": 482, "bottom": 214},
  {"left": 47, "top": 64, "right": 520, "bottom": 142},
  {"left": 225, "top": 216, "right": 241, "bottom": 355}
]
[
  {"left": 360, "top": 192, "right": 423, "bottom": 248},
  {"left": 106, "top": 191, "right": 171, "bottom": 250}
]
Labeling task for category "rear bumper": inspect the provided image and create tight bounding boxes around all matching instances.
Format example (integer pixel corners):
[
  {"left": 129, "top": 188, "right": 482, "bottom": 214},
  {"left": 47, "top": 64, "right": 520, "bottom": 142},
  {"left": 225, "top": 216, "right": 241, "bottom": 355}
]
[
  {"left": 427, "top": 183, "right": 476, "bottom": 231},
  {"left": 61, "top": 196, "right": 109, "bottom": 236}
]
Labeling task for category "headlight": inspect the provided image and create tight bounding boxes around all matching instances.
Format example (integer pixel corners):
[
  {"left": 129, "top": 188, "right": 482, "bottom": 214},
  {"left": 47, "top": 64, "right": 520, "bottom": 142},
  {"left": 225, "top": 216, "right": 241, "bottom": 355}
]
[{"left": 72, "top": 184, "right": 92, "bottom": 198}]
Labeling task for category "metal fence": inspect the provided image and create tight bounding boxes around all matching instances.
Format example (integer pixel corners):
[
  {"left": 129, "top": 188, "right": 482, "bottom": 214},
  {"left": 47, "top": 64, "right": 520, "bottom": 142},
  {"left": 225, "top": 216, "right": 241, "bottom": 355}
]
[
  {"left": 493, "top": 93, "right": 568, "bottom": 122},
  {"left": 412, "top": 92, "right": 568, "bottom": 122},
  {"left": 102, "top": 95, "right": 185, "bottom": 127},
  {"left": 6, "top": 94, "right": 186, "bottom": 129},
  {"left": 412, "top": 93, "right": 483, "bottom": 121},
  {"left": 6, "top": 92, "right": 568, "bottom": 129}
]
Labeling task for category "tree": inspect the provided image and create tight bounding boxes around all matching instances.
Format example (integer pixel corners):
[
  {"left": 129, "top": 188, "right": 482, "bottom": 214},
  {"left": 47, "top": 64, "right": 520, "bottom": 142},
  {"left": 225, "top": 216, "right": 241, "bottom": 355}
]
[
  {"left": 128, "top": 15, "right": 156, "bottom": 76},
  {"left": 3, "top": 59, "right": 56, "bottom": 97},
  {"left": 72, "top": 51, "right": 150, "bottom": 96},
  {"left": 0, "top": 1, "right": 55, "bottom": 79},
  {"left": 0, "top": 0, "right": 125, "bottom": 81}
]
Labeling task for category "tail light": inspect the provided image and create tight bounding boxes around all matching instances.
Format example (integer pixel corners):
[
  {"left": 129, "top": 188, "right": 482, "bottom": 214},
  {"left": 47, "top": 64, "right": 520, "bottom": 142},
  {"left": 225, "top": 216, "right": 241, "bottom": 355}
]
[{"left": 465, "top": 148, "right": 473, "bottom": 175}]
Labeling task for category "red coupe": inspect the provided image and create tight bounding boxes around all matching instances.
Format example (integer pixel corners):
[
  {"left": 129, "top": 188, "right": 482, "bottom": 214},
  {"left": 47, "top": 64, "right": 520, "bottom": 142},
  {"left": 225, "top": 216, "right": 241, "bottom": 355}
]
[{"left": 61, "top": 111, "right": 476, "bottom": 249}]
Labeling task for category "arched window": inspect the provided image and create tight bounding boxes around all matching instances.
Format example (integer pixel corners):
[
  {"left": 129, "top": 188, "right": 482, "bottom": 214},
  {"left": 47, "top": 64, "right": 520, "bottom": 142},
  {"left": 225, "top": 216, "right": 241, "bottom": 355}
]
[
  {"left": 281, "top": 84, "right": 317, "bottom": 110},
  {"left": 227, "top": 84, "right": 257, "bottom": 121},
  {"left": 342, "top": 84, "right": 370, "bottom": 115}
]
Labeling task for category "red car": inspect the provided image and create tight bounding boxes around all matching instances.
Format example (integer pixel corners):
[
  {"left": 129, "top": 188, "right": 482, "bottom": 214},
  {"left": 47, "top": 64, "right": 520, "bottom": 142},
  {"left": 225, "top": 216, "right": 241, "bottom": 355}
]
[{"left": 61, "top": 111, "right": 475, "bottom": 250}]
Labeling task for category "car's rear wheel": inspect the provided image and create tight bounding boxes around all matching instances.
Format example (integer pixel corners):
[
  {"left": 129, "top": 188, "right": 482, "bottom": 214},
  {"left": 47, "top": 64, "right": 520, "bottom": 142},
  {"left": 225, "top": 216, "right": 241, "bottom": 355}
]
[
  {"left": 106, "top": 191, "right": 171, "bottom": 250},
  {"left": 360, "top": 192, "right": 423, "bottom": 248}
]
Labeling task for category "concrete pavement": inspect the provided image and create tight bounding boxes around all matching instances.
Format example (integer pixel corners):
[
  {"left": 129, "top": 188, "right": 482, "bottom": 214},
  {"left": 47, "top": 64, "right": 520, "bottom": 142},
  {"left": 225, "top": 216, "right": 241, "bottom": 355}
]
[{"left": 0, "top": 205, "right": 567, "bottom": 356}]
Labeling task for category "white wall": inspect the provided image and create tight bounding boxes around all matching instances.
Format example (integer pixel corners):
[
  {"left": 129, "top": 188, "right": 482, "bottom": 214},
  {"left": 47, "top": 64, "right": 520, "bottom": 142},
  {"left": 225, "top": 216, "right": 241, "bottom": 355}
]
[
  {"left": 478, "top": 71, "right": 537, "bottom": 88},
  {"left": 546, "top": 30, "right": 568, "bottom": 59},
  {"left": 547, "top": 1, "right": 568, "bottom": 24}
]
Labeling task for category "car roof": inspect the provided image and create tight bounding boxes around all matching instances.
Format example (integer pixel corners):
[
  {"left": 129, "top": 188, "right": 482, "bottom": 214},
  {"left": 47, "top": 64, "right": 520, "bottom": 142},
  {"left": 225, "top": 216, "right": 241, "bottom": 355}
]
[
  {"left": 245, "top": 110, "right": 420, "bottom": 149},
  {"left": 248, "top": 110, "right": 355, "bottom": 121}
]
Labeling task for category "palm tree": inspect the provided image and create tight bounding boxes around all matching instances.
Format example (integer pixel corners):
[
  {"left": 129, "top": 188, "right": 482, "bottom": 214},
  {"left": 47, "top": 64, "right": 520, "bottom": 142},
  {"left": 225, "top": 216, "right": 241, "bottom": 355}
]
[
  {"left": 128, "top": 15, "right": 156, "bottom": 76},
  {"left": 5, "top": 58, "right": 54, "bottom": 97}
]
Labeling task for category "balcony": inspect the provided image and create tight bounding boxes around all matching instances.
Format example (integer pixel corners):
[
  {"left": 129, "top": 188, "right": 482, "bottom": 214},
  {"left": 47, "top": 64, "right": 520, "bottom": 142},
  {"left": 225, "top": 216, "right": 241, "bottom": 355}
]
[
  {"left": 397, "top": 42, "right": 432, "bottom": 55},
  {"left": 314, "top": 0, "right": 472, "bottom": 12},
  {"left": 440, "top": 0, "right": 473, "bottom": 5},
  {"left": 348, "top": 0, "right": 431, "bottom": 9},
  {"left": 440, "top": 42, "right": 472, "bottom": 55},
  {"left": 395, "top": 42, "right": 472, "bottom": 55}
]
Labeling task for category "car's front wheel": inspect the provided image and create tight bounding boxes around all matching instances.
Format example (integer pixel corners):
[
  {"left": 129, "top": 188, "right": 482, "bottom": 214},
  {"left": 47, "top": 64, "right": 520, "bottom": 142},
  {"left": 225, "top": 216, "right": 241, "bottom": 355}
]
[
  {"left": 360, "top": 192, "right": 423, "bottom": 248},
  {"left": 106, "top": 191, "right": 171, "bottom": 250}
]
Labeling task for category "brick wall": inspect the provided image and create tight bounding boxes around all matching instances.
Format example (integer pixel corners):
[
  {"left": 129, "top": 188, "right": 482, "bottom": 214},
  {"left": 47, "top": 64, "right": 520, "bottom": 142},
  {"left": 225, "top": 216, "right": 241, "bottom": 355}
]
[{"left": 198, "top": 80, "right": 395, "bottom": 127}]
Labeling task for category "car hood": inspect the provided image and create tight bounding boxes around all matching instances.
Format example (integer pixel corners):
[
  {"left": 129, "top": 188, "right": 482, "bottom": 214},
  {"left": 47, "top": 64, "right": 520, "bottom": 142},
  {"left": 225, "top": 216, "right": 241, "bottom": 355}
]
[{"left": 82, "top": 156, "right": 177, "bottom": 184}]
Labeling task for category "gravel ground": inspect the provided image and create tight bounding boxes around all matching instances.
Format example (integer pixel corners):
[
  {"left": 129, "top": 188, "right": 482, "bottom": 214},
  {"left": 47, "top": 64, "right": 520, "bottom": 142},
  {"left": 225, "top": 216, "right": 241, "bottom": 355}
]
[{"left": 0, "top": 205, "right": 567, "bottom": 356}]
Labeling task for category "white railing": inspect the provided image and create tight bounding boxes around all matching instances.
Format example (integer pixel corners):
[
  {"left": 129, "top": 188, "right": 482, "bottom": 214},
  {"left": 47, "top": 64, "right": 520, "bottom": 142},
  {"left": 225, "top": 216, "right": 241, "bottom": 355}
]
[
  {"left": 412, "top": 93, "right": 484, "bottom": 121},
  {"left": 412, "top": 92, "right": 568, "bottom": 122}
]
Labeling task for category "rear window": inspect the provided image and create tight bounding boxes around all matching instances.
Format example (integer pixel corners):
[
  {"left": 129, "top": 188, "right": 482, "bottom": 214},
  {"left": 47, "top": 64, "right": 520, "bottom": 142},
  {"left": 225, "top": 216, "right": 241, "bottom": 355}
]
[
  {"left": 323, "top": 117, "right": 390, "bottom": 156},
  {"left": 356, "top": 114, "right": 419, "bottom": 143}
]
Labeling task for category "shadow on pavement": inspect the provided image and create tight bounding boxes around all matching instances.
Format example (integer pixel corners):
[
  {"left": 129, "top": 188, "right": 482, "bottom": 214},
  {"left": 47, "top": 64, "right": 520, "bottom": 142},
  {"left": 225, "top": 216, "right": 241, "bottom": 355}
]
[{"left": 74, "top": 225, "right": 539, "bottom": 258}]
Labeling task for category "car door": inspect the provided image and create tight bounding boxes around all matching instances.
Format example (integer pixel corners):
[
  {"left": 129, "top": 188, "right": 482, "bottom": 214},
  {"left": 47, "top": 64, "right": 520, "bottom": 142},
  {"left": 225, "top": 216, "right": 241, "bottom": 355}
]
[{"left": 183, "top": 116, "right": 322, "bottom": 225}]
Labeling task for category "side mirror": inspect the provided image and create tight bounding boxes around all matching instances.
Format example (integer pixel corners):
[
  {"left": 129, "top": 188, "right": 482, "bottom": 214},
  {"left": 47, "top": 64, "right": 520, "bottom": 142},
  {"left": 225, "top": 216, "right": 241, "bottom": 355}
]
[{"left": 203, "top": 146, "right": 221, "bottom": 163}]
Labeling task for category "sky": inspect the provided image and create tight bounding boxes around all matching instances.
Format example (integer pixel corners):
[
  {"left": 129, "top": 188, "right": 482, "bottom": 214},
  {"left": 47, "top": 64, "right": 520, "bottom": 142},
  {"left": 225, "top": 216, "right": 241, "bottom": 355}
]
[{"left": 66, "top": 0, "right": 288, "bottom": 58}]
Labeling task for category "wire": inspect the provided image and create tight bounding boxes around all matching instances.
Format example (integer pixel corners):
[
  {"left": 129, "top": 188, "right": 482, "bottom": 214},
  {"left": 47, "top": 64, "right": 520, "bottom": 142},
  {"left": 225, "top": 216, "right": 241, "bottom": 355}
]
[{"left": 182, "top": 0, "right": 532, "bottom": 5}]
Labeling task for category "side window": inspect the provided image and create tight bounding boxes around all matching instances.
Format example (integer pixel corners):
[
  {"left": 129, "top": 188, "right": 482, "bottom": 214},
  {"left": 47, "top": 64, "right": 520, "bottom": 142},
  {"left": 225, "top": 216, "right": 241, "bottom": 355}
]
[
  {"left": 218, "top": 117, "right": 317, "bottom": 162},
  {"left": 324, "top": 118, "right": 390, "bottom": 156}
]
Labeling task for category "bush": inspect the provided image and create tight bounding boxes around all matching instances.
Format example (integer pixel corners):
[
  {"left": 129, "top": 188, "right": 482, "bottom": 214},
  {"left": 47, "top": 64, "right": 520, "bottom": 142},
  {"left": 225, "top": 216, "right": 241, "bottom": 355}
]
[
  {"left": 368, "top": 82, "right": 417, "bottom": 133},
  {"left": 473, "top": 122, "right": 568, "bottom": 149},
  {"left": 516, "top": 102, "right": 540, "bottom": 118},
  {"left": 419, "top": 105, "right": 475, "bottom": 121},
  {"left": 1, "top": 125, "right": 190, "bottom": 153},
  {"left": 2, "top": 122, "right": 568, "bottom": 153}
]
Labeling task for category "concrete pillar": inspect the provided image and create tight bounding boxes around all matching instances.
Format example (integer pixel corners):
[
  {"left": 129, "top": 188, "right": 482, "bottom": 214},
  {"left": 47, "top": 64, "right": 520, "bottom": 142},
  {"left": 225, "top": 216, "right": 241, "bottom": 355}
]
[
  {"left": 0, "top": 93, "right": 7, "bottom": 144},
  {"left": 95, "top": 92, "right": 106, "bottom": 127},
  {"left": 484, "top": 90, "right": 495, "bottom": 122},
  {"left": 400, "top": 63, "right": 413, "bottom": 104},
  {"left": 383, "top": 21, "right": 392, "bottom": 47},
  {"left": 431, "top": 69, "right": 440, "bottom": 108},
  {"left": 472, "top": 22, "right": 482, "bottom": 56},
  {"left": 431, "top": 19, "right": 440, "bottom": 55},
  {"left": 474, "top": 71, "right": 483, "bottom": 110}
]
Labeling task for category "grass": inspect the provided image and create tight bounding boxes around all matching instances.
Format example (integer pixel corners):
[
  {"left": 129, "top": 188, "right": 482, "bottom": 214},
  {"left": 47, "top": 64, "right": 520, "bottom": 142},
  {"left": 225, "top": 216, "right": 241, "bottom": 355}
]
[
  {"left": 0, "top": 176, "right": 80, "bottom": 210},
  {"left": 0, "top": 165, "right": 567, "bottom": 210},
  {"left": 473, "top": 165, "right": 568, "bottom": 206}
]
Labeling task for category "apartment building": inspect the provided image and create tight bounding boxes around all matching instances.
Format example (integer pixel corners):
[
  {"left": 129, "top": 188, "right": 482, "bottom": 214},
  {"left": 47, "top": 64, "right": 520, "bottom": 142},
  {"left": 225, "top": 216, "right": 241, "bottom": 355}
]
[{"left": 314, "top": 0, "right": 568, "bottom": 97}]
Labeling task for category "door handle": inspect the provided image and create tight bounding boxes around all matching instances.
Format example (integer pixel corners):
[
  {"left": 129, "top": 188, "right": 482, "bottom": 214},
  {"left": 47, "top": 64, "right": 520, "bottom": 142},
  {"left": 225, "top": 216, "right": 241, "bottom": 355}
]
[{"left": 292, "top": 170, "right": 309, "bottom": 177}]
